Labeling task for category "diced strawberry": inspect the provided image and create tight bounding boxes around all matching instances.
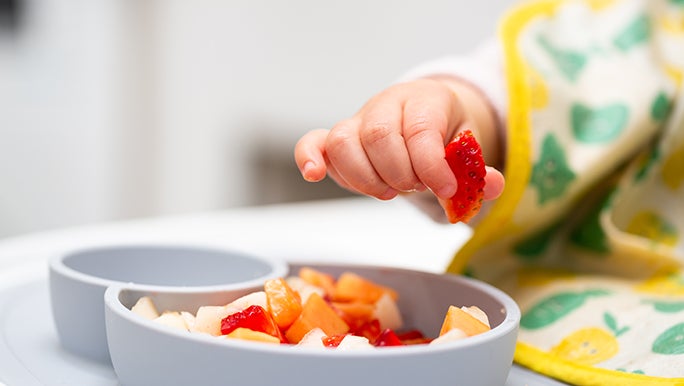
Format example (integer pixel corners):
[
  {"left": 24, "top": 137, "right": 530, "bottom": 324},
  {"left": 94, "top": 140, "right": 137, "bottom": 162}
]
[
  {"left": 322, "top": 334, "right": 348, "bottom": 348},
  {"left": 396, "top": 329, "right": 433, "bottom": 344},
  {"left": 350, "top": 319, "right": 382, "bottom": 343},
  {"left": 442, "top": 129, "right": 486, "bottom": 223},
  {"left": 374, "top": 328, "right": 404, "bottom": 347},
  {"left": 220, "top": 305, "right": 286, "bottom": 343},
  {"left": 395, "top": 329, "right": 425, "bottom": 341}
]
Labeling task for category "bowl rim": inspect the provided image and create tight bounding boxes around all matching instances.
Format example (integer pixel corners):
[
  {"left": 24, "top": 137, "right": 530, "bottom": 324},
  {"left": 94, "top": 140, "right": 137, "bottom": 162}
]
[
  {"left": 104, "top": 262, "right": 521, "bottom": 358},
  {"left": 49, "top": 242, "right": 289, "bottom": 293}
]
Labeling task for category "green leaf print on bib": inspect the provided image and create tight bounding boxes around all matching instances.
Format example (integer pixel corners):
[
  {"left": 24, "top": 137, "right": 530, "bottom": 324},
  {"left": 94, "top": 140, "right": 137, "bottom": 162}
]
[
  {"left": 513, "top": 222, "right": 561, "bottom": 259},
  {"left": 530, "top": 133, "right": 576, "bottom": 204},
  {"left": 651, "top": 91, "right": 672, "bottom": 122},
  {"left": 571, "top": 103, "right": 628, "bottom": 143},
  {"left": 569, "top": 197, "right": 610, "bottom": 254},
  {"left": 614, "top": 14, "right": 651, "bottom": 52},
  {"left": 652, "top": 323, "right": 684, "bottom": 355},
  {"left": 521, "top": 289, "right": 610, "bottom": 330},
  {"left": 604, "top": 312, "right": 629, "bottom": 337},
  {"left": 644, "top": 300, "right": 684, "bottom": 313},
  {"left": 538, "top": 36, "right": 587, "bottom": 82}
]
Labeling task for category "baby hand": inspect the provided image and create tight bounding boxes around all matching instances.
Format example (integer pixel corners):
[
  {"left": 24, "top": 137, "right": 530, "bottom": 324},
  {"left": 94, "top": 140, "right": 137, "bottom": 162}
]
[{"left": 294, "top": 78, "right": 504, "bottom": 203}]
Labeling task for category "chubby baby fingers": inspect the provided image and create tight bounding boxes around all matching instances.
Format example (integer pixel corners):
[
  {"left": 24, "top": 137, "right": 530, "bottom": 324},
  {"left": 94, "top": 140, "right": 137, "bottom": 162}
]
[
  {"left": 294, "top": 129, "right": 330, "bottom": 182},
  {"left": 325, "top": 120, "right": 398, "bottom": 200}
]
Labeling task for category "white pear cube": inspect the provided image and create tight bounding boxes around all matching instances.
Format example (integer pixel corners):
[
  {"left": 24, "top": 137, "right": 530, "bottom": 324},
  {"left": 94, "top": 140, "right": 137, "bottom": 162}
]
[
  {"left": 372, "top": 293, "right": 403, "bottom": 331},
  {"left": 296, "top": 328, "right": 326, "bottom": 348},
  {"left": 286, "top": 276, "right": 325, "bottom": 303},
  {"left": 337, "top": 335, "right": 373, "bottom": 350},
  {"left": 154, "top": 311, "right": 189, "bottom": 331},
  {"left": 429, "top": 328, "right": 468, "bottom": 345},
  {"left": 131, "top": 296, "right": 160, "bottom": 320}
]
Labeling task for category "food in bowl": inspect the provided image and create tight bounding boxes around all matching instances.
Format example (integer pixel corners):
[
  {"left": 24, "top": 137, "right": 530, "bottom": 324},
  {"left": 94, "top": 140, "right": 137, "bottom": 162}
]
[
  {"left": 105, "top": 263, "right": 520, "bottom": 386},
  {"left": 130, "top": 266, "right": 492, "bottom": 348}
]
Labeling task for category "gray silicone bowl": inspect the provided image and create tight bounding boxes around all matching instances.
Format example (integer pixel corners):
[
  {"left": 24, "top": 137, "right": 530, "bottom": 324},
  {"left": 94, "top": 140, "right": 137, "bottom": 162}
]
[
  {"left": 49, "top": 243, "right": 288, "bottom": 363},
  {"left": 105, "top": 263, "right": 520, "bottom": 386}
]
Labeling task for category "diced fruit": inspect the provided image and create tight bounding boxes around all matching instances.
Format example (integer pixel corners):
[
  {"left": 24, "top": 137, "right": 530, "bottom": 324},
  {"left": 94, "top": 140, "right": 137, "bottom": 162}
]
[
  {"left": 373, "top": 293, "right": 403, "bottom": 331},
  {"left": 395, "top": 329, "right": 425, "bottom": 341},
  {"left": 337, "top": 334, "right": 373, "bottom": 350},
  {"left": 131, "top": 296, "right": 160, "bottom": 320},
  {"left": 374, "top": 328, "right": 404, "bottom": 347},
  {"left": 224, "top": 327, "right": 281, "bottom": 344},
  {"left": 154, "top": 311, "right": 189, "bottom": 331},
  {"left": 396, "top": 329, "right": 432, "bottom": 345},
  {"left": 137, "top": 266, "right": 493, "bottom": 349},
  {"left": 220, "top": 305, "right": 285, "bottom": 342},
  {"left": 193, "top": 306, "right": 233, "bottom": 336},
  {"left": 265, "top": 278, "right": 303, "bottom": 329},
  {"left": 285, "top": 293, "right": 349, "bottom": 344},
  {"left": 439, "top": 305, "right": 491, "bottom": 337},
  {"left": 351, "top": 319, "right": 382, "bottom": 343},
  {"left": 333, "top": 272, "right": 398, "bottom": 304},
  {"left": 224, "top": 291, "right": 268, "bottom": 315},
  {"left": 192, "top": 292, "right": 268, "bottom": 336},
  {"left": 430, "top": 328, "right": 468, "bottom": 345},
  {"left": 440, "top": 129, "right": 486, "bottom": 224},
  {"left": 322, "top": 334, "right": 348, "bottom": 348},
  {"left": 332, "top": 301, "right": 375, "bottom": 328},
  {"left": 461, "top": 305, "right": 490, "bottom": 328},
  {"left": 180, "top": 311, "right": 196, "bottom": 331},
  {"left": 286, "top": 276, "right": 325, "bottom": 303},
  {"left": 298, "top": 267, "right": 336, "bottom": 298},
  {"left": 296, "top": 328, "right": 327, "bottom": 348}
]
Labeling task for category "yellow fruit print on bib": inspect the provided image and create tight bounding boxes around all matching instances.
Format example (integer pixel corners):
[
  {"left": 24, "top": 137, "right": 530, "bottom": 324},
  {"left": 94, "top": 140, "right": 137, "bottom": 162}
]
[{"left": 550, "top": 326, "right": 619, "bottom": 365}]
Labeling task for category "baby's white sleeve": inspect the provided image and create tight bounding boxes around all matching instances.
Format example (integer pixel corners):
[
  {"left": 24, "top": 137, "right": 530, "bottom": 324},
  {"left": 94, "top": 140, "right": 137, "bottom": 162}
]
[
  {"left": 396, "top": 38, "right": 507, "bottom": 136},
  {"left": 397, "top": 38, "right": 507, "bottom": 224}
]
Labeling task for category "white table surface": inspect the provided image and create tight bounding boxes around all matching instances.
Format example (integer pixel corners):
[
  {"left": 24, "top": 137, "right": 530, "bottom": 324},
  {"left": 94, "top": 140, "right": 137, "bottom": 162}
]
[{"left": 0, "top": 197, "right": 566, "bottom": 385}]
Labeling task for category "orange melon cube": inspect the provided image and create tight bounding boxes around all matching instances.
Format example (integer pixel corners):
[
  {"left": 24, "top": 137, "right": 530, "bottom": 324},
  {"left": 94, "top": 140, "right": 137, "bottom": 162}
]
[
  {"left": 285, "top": 293, "right": 349, "bottom": 343},
  {"left": 298, "top": 267, "right": 336, "bottom": 297},
  {"left": 264, "top": 278, "right": 302, "bottom": 329},
  {"left": 331, "top": 301, "right": 375, "bottom": 327},
  {"left": 439, "top": 305, "right": 491, "bottom": 337},
  {"left": 225, "top": 327, "right": 281, "bottom": 344},
  {"left": 332, "top": 272, "right": 398, "bottom": 304}
]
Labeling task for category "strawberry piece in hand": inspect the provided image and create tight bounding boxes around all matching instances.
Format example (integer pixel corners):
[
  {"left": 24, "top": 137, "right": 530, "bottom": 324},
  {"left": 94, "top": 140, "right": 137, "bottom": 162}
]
[{"left": 441, "top": 130, "right": 486, "bottom": 224}]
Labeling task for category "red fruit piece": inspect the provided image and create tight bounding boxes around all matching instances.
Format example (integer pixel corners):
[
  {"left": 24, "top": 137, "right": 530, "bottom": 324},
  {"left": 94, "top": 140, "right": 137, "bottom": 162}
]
[
  {"left": 220, "top": 305, "right": 285, "bottom": 343},
  {"left": 351, "top": 319, "right": 382, "bottom": 343},
  {"left": 322, "top": 334, "right": 348, "bottom": 348},
  {"left": 374, "top": 328, "right": 404, "bottom": 347},
  {"left": 442, "top": 129, "right": 486, "bottom": 223}
]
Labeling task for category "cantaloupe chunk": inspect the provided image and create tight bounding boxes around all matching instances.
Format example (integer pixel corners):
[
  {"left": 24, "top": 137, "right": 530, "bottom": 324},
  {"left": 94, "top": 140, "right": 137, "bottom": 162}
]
[
  {"left": 285, "top": 293, "right": 349, "bottom": 343},
  {"left": 461, "top": 305, "right": 490, "bottom": 328},
  {"left": 298, "top": 267, "right": 336, "bottom": 297},
  {"left": 265, "top": 278, "right": 302, "bottom": 329},
  {"left": 332, "top": 272, "right": 398, "bottom": 303},
  {"left": 331, "top": 301, "right": 375, "bottom": 323},
  {"left": 439, "top": 305, "right": 491, "bottom": 337},
  {"left": 224, "top": 327, "right": 281, "bottom": 344}
]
